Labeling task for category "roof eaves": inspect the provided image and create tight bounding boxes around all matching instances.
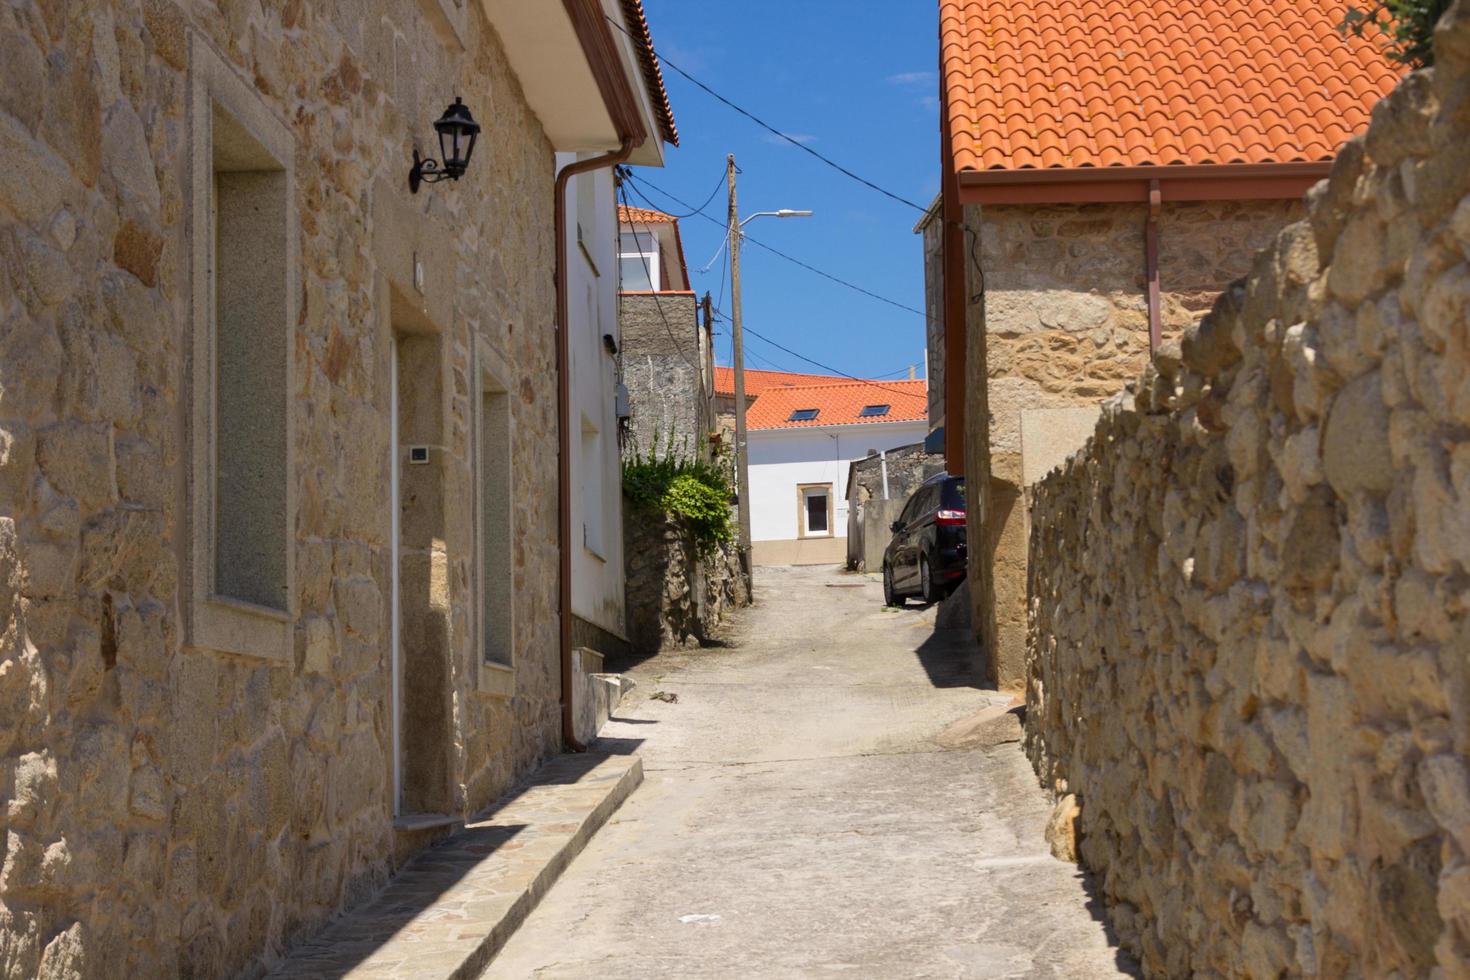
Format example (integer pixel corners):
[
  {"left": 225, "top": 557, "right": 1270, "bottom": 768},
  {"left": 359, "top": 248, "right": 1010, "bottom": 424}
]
[{"left": 617, "top": 0, "right": 679, "bottom": 147}]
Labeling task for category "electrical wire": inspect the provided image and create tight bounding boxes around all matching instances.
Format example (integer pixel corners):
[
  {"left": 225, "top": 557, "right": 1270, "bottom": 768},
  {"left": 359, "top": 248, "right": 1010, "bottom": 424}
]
[
  {"left": 623, "top": 173, "right": 928, "bottom": 321},
  {"left": 615, "top": 179, "right": 700, "bottom": 373},
  {"left": 618, "top": 165, "right": 725, "bottom": 220},
  {"left": 605, "top": 15, "right": 928, "bottom": 215},
  {"left": 722, "top": 312, "right": 925, "bottom": 401},
  {"left": 604, "top": 16, "right": 989, "bottom": 313}
]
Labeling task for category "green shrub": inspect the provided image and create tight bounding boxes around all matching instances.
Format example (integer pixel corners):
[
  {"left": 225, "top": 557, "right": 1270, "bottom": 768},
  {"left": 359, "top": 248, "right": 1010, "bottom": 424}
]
[
  {"left": 623, "top": 435, "right": 734, "bottom": 556},
  {"left": 1342, "top": 0, "right": 1451, "bottom": 67}
]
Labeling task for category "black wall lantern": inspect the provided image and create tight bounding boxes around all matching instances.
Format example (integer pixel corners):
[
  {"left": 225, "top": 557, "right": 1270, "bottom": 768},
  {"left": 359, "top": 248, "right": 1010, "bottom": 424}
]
[{"left": 409, "top": 97, "right": 481, "bottom": 194}]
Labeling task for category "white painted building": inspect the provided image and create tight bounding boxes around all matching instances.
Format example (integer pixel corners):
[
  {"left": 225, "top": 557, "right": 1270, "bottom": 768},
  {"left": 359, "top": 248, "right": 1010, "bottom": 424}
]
[
  {"left": 745, "top": 378, "right": 928, "bottom": 565},
  {"left": 557, "top": 0, "right": 680, "bottom": 655}
]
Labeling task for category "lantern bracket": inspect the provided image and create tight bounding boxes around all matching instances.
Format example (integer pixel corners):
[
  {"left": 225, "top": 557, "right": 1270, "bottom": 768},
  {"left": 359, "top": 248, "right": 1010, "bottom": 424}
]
[{"left": 409, "top": 149, "right": 449, "bottom": 194}]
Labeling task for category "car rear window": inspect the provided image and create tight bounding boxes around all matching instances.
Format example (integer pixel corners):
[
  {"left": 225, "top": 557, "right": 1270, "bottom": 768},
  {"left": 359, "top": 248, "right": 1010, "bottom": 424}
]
[{"left": 941, "top": 478, "right": 966, "bottom": 509}]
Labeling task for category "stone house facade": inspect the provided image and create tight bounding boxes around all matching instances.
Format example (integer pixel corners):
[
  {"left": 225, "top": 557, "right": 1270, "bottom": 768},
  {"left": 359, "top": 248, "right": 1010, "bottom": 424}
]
[
  {"left": 0, "top": 0, "right": 673, "bottom": 976},
  {"left": 928, "top": 0, "right": 1401, "bottom": 687},
  {"left": 615, "top": 204, "right": 716, "bottom": 463}
]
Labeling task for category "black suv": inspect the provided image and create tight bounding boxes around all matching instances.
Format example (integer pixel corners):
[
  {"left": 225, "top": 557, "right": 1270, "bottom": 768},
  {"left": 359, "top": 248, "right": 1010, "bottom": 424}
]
[{"left": 882, "top": 473, "right": 967, "bottom": 606}]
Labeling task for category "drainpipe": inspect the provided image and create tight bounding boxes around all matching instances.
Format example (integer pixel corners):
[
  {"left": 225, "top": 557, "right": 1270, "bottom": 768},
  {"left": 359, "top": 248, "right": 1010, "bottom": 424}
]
[
  {"left": 1145, "top": 179, "right": 1162, "bottom": 352},
  {"left": 555, "top": 139, "right": 635, "bottom": 753},
  {"left": 879, "top": 450, "right": 890, "bottom": 501}
]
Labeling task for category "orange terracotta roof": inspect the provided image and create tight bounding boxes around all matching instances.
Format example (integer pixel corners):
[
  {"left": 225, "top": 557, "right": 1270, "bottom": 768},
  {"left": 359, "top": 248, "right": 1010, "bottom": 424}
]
[
  {"left": 713, "top": 367, "right": 853, "bottom": 397},
  {"left": 619, "top": 0, "right": 679, "bottom": 147},
  {"left": 747, "top": 380, "right": 928, "bottom": 431},
  {"left": 940, "top": 0, "right": 1401, "bottom": 174},
  {"left": 618, "top": 204, "right": 676, "bottom": 224}
]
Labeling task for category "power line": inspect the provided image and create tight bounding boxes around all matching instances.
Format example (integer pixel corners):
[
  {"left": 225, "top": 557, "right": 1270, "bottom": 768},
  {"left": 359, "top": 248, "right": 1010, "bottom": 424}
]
[
  {"left": 720, "top": 313, "right": 924, "bottom": 401},
  {"left": 605, "top": 15, "right": 928, "bottom": 215},
  {"left": 606, "top": 14, "right": 988, "bottom": 312},
  {"left": 623, "top": 172, "right": 929, "bottom": 321},
  {"left": 615, "top": 180, "right": 700, "bottom": 374}
]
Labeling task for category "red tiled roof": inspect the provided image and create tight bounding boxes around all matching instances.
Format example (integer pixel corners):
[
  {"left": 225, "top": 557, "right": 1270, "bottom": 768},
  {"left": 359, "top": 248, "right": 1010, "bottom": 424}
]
[
  {"left": 747, "top": 380, "right": 928, "bottom": 431},
  {"left": 939, "top": 0, "right": 1402, "bottom": 174},
  {"left": 619, "top": 0, "right": 679, "bottom": 147},
  {"left": 618, "top": 204, "right": 676, "bottom": 224},
  {"left": 712, "top": 367, "right": 853, "bottom": 398}
]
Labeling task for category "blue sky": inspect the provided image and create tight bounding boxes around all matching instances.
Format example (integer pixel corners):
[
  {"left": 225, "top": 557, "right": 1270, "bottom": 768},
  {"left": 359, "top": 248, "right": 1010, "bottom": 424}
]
[{"left": 632, "top": 0, "right": 940, "bottom": 381}]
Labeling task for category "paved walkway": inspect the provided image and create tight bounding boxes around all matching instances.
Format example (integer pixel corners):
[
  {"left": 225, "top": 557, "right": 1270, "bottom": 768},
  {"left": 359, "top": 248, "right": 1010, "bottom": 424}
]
[{"left": 484, "top": 565, "right": 1136, "bottom": 979}]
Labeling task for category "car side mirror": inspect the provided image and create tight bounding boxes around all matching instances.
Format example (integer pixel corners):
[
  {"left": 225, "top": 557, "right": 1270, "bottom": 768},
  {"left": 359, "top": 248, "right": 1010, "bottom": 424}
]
[{"left": 890, "top": 520, "right": 905, "bottom": 533}]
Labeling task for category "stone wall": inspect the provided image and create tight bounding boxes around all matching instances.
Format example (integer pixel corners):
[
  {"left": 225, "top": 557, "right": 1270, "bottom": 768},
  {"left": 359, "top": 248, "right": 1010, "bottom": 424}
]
[
  {"left": 624, "top": 506, "right": 748, "bottom": 654},
  {"left": 920, "top": 206, "right": 945, "bottom": 433},
  {"left": 964, "top": 194, "right": 1305, "bottom": 687},
  {"left": 1025, "top": 9, "right": 1470, "bottom": 974},
  {"left": 0, "top": 2, "right": 562, "bottom": 976},
  {"left": 844, "top": 443, "right": 945, "bottom": 570},
  {"left": 618, "top": 291, "right": 710, "bottom": 461}
]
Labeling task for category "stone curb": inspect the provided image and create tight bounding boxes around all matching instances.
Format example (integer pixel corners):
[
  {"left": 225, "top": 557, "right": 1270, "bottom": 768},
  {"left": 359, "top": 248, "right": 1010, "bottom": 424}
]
[{"left": 266, "top": 753, "right": 643, "bottom": 980}]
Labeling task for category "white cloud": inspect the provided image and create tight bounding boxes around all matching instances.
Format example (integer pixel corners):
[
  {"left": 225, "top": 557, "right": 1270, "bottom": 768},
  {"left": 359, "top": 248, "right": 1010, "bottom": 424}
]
[
  {"left": 761, "top": 131, "right": 817, "bottom": 145},
  {"left": 887, "top": 71, "right": 936, "bottom": 86}
]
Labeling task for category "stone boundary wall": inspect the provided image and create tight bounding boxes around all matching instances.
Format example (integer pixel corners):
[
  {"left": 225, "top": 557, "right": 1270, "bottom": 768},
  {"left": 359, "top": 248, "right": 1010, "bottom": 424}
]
[
  {"left": 1025, "top": 9, "right": 1470, "bottom": 976},
  {"left": 624, "top": 505, "right": 749, "bottom": 655}
]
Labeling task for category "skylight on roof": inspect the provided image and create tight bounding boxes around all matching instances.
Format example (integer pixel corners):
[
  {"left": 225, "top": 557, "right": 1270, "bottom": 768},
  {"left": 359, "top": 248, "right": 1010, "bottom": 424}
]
[
  {"left": 788, "top": 408, "right": 820, "bottom": 422},
  {"left": 858, "top": 404, "right": 891, "bottom": 417}
]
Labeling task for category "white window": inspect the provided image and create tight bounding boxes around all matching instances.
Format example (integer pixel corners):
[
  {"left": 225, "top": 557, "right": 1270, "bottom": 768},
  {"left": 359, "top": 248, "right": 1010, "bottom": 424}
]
[
  {"left": 799, "top": 484, "right": 832, "bottom": 538},
  {"left": 618, "top": 231, "right": 659, "bottom": 291},
  {"left": 185, "top": 35, "right": 296, "bottom": 662}
]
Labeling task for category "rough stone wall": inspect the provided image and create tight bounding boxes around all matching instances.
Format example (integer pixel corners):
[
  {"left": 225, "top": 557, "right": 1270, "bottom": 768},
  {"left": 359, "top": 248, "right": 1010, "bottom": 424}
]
[
  {"left": 0, "top": 2, "right": 560, "bottom": 977},
  {"left": 618, "top": 292, "right": 709, "bottom": 461},
  {"left": 844, "top": 443, "right": 945, "bottom": 569},
  {"left": 1025, "top": 10, "right": 1470, "bottom": 974},
  {"left": 920, "top": 208, "right": 945, "bottom": 432},
  {"left": 965, "top": 196, "right": 1305, "bottom": 686},
  {"left": 624, "top": 507, "right": 747, "bottom": 654}
]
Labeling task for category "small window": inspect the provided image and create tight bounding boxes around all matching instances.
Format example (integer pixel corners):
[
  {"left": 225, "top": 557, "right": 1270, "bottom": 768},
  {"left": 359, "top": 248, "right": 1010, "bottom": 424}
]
[
  {"left": 800, "top": 484, "right": 832, "bottom": 537},
  {"left": 618, "top": 231, "right": 659, "bottom": 291},
  {"left": 858, "top": 404, "right": 890, "bottom": 417},
  {"left": 788, "top": 408, "right": 820, "bottom": 422}
]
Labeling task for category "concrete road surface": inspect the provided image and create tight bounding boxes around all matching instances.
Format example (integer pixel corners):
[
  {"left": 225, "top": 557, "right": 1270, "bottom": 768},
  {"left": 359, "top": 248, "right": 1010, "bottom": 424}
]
[{"left": 484, "top": 564, "right": 1136, "bottom": 979}]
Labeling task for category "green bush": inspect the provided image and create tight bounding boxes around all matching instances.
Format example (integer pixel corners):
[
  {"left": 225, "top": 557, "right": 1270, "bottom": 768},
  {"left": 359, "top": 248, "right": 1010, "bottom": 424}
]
[
  {"left": 623, "top": 435, "right": 734, "bottom": 556},
  {"left": 1342, "top": 0, "right": 1451, "bottom": 67}
]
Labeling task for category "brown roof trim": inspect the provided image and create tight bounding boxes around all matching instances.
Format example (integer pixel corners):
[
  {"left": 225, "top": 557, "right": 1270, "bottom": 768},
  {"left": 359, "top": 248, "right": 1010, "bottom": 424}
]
[
  {"left": 617, "top": 0, "right": 679, "bottom": 147},
  {"left": 562, "top": 0, "right": 648, "bottom": 147},
  {"left": 957, "top": 161, "right": 1332, "bottom": 205}
]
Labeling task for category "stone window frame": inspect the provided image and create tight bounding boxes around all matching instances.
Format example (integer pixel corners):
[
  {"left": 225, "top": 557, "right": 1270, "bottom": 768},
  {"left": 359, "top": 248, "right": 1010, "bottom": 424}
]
[
  {"left": 473, "top": 338, "right": 516, "bottom": 698},
  {"left": 797, "top": 483, "right": 834, "bottom": 539},
  {"left": 183, "top": 34, "right": 298, "bottom": 663}
]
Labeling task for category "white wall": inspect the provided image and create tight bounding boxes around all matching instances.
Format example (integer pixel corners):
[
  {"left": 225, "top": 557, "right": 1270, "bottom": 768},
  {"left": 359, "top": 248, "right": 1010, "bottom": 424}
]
[
  {"left": 747, "top": 422, "right": 928, "bottom": 542},
  {"left": 559, "top": 155, "right": 626, "bottom": 638}
]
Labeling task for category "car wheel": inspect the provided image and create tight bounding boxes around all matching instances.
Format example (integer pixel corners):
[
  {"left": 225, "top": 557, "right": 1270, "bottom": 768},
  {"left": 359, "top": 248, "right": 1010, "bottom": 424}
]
[
  {"left": 920, "top": 555, "right": 942, "bottom": 604},
  {"left": 883, "top": 564, "right": 904, "bottom": 607}
]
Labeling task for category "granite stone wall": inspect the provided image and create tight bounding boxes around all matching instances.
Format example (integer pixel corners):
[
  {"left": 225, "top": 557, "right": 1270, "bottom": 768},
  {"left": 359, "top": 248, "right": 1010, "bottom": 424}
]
[
  {"left": 624, "top": 507, "right": 747, "bottom": 655},
  {"left": 618, "top": 291, "right": 709, "bottom": 461},
  {"left": 1025, "top": 9, "right": 1470, "bottom": 973},
  {"left": 964, "top": 193, "right": 1305, "bottom": 687},
  {"left": 0, "top": 2, "right": 561, "bottom": 976}
]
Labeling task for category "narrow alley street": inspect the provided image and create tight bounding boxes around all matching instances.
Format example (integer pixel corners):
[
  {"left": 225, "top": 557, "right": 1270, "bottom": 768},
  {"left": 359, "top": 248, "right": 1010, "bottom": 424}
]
[{"left": 484, "top": 566, "right": 1136, "bottom": 979}]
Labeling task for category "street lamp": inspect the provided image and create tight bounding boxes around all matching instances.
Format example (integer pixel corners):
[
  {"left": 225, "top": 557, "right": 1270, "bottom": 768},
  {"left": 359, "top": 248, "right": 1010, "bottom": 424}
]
[
  {"left": 723, "top": 155, "right": 811, "bottom": 578},
  {"left": 409, "top": 97, "right": 481, "bottom": 194}
]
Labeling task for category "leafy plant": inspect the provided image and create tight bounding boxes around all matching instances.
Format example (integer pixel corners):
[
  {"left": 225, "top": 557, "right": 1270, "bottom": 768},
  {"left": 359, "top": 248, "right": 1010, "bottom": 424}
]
[
  {"left": 1341, "top": 0, "right": 1451, "bottom": 67},
  {"left": 623, "top": 432, "right": 734, "bottom": 556}
]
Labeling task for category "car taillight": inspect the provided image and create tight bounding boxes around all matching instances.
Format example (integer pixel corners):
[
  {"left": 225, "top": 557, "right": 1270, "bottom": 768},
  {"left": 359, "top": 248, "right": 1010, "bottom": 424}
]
[{"left": 936, "top": 509, "right": 966, "bottom": 526}]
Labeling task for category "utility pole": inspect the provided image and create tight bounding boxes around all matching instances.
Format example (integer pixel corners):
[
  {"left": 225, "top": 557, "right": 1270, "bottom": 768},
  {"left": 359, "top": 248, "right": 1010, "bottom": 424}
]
[
  {"left": 701, "top": 291, "right": 714, "bottom": 462},
  {"left": 727, "top": 154, "right": 752, "bottom": 577}
]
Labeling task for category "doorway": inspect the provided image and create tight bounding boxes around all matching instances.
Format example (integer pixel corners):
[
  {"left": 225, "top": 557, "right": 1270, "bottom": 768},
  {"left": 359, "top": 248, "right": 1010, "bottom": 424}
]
[{"left": 391, "top": 328, "right": 454, "bottom": 821}]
